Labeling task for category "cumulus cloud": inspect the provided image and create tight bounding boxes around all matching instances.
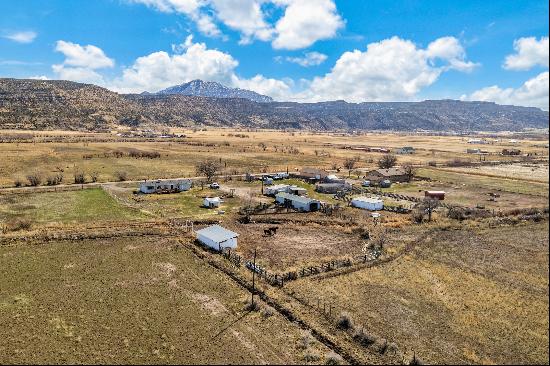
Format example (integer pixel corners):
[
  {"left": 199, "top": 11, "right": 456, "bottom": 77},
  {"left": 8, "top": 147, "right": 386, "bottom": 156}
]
[
  {"left": 504, "top": 36, "right": 549, "bottom": 70},
  {"left": 210, "top": 0, "right": 273, "bottom": 44},
  {"left": 285, "top": 51, "right": 328, "bottom": 67},
  {"left": 2, "top": 30, "right": 37, "bottom": 44},
  {"left": 271, "top": 0, "right": 344, "bottom": 50},
  {"left": 461, "top": 72, "right": 549, "bottom": 110},
  {"left": 111, "top": 35, "right": 293, "bottom": 97},
  {"left": 128, "top": 0, "right": 343, "bottom": 49},
  {"left": 292, "top": 36, "right": 477, "bottom": 102},
  {"left": 52, "top": 41, "right": 115, "bottom": 85}
]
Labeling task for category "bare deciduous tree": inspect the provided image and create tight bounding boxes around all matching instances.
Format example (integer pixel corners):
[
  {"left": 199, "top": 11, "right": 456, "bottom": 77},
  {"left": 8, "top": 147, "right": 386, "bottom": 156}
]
[
  {"left": 402, "top": 163, "right": 415, "bottom": 182},
  {"left": 378, "top": 154, "right": 398, "bottom": 169},
  {"left": 90, "top": 171, "right": 99, "bottom": 183},
  {"left": 195, "top": 160, "right": 220, "bottom": 183},
  {"left": 421, "top": 197, "right": 439, "bottom": 222}
]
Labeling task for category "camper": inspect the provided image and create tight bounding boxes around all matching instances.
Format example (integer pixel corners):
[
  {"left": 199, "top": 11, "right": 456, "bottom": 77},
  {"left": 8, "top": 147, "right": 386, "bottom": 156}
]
[{"left": 351, "top": 197, "right": 384, "bottom": 211}]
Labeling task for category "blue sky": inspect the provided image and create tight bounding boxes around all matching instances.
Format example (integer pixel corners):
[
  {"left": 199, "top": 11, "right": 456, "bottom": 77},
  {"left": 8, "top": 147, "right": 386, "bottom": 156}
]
[{"left": 0, "top": 0, "right": 548, "bottom": 109}]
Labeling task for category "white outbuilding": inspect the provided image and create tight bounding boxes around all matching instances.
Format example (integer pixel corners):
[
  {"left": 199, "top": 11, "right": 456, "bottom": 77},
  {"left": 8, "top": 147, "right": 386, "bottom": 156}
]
[
  {"left": 351, "top": 196, "right": 384, "bottom": 211},
  {"left": 275, "top": 192, "right": 321, "bottom": 212},
  {"left": 203, "top": 197, "right": 221, "bottom": 208},
  {"left": 195, "top": 225, "right": 238, "bottom": 251}
]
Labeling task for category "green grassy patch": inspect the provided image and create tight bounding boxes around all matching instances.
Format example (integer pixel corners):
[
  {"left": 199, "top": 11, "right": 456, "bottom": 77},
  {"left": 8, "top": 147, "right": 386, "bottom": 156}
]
[{"left": 0, "top": 188, "right": 147, "bottom": 225}]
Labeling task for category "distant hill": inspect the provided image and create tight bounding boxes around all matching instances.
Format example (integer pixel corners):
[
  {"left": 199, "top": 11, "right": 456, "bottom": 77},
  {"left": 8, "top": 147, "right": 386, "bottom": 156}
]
[
  {"left": 156, "top": 80, "right": 273, "bottom": 103},
  {"left": 0, "top": 78, "right": 548, "bottom": 131}
]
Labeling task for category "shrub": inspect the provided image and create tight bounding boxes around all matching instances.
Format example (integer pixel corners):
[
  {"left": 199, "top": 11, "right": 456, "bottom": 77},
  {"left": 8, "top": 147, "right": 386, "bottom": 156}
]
[
  {"left": 14, "top": 179, "right": 23, "bottom": 187},
  {"left": 298, "top": 331, "right": 313, "bottom": 350},
  {"left": 90, "top": 171, "right": 99, "bottom": 183},
  {"left": 2, "top": 218, "right": 32, "bottom": 233},
  {"left": 353, "top": 328, "right": 377, "bottom": 347},
  {"left": 427, "top": 160, "right": 437, "bottom": 167},
  {"left": 260, "top": 305, "right": 275, "bottom": 318},
  {"left": 336, "top": 312, "right": 354, "bottom": 330},
  {"left": 26, "top": 173, "right": 42, "bottom": 186},
  {"left": 325, "top": 351, "right": 343, "bottom": 365},
  {"left": 244, "top": 299, "right": 261, "bottom": 312},
  {"left": 115, "top": 171, "right": 128, "bottom": 182},
  {"left": 46, "top": 173, "right": 63, "bottom": 186},
  {"left": 74, "top": 171, "right": 86, "bottom": 184},
  {"left": 303, "top": 349, "right": 320, "bottom": 363}
]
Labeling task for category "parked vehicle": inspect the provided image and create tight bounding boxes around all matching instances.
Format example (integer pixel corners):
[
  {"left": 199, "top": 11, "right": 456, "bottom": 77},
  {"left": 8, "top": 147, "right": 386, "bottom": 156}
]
[
  {"left": 210, "top": 182, "right": 220, "bottom": 189},
  {"left": 362, "top": 180, "right": 371, "bottom": 187}
]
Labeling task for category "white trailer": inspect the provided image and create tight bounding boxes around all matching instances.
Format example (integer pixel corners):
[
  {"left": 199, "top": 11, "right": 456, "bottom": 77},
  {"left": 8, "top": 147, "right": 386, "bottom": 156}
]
[{"left": 351, "top": 196, "right": 384, "bottom": 211}]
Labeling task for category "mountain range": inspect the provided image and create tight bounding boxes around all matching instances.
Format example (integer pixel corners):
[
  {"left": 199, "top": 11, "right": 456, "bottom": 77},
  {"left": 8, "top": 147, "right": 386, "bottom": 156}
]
[{"left": 0, "top": 78, "right": 548, "bottom": 132}]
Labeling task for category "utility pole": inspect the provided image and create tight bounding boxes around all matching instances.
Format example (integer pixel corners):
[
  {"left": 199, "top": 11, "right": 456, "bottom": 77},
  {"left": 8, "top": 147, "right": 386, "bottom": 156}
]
[{"left": 251, "top": 248, "right": 257, "bottom": 307}]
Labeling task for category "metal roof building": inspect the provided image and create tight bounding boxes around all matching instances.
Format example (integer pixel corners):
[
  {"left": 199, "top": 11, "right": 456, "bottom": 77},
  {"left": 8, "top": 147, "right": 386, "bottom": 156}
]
[
  {"left": 195, "top": 225, "right": 238, "bottom": 251},
  {"left": 275, "top": 192, "right": 321, "bottom": 212}
]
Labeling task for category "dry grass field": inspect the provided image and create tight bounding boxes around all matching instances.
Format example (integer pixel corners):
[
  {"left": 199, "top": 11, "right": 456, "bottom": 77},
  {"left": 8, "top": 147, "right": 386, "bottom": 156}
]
[
  {"left": 0, "top": 236, "right": 333, "bottom": 364},
  {"left": 285, "top": 222, "right": 549, "bottom": 365}
]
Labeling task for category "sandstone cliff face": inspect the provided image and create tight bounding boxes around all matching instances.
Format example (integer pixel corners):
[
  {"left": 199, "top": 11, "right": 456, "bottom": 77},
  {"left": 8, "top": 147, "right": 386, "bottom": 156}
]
[{"left": 1, "top": 78, "right": 548, "bottom": 131}]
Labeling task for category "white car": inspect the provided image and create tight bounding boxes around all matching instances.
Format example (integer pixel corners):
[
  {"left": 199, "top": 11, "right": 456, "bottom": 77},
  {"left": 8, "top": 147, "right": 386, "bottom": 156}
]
[{"left": 210, "top": 182, "right": 220, "bottom": 189}]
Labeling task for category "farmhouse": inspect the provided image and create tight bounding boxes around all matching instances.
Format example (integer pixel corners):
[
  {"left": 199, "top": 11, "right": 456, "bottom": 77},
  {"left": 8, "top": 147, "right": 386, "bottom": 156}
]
[
  {"left": 351, "top": 196, "right": 384, "bottom": 211},
  {"left": 139, "top": 179, "right": 192, "bottom": 194},
  {"left": 300, "top": 167, "right": 330, "bottom": 180},
  {"left": 425, "top": 191, "right": 446, "bottom": 200},
  {"left": 502, "top": 148, "right": 521, "bottom": 156},
  {"left": 195, "top": 225, "right": 238, "bottom": 251},
  {"left": 315, "top": 182, "right": 352, "bottom": 194},
  {"left": 275, "top": 192, "right": 321, "bottom": 212},
  {"left": 395, "top": 146, "right": 415, "bottom": 154},
  {"left": 203, "top": 197, "right": 221, "bottom": 208},
  {"left": 365, "top": 168, "right": 409, "bottom": 183}
]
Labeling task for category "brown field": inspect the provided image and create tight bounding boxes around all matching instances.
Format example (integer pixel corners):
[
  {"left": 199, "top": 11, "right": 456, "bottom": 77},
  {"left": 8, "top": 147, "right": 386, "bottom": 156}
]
[
  {"left": 285, "top": 222, "right": 550, "bottom": 365},
  {"left": 1, "top": 128, "right": 548, "bottom": 364},
  {"left": 0, "top": 235, "right": 333, "bottom": 364}
]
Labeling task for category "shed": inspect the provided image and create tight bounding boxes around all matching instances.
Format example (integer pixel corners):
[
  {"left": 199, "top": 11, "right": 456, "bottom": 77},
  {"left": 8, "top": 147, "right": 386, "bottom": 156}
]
[
  {"left": 203, "top": 197, "right": 221, "bottom": 208},
  {"left": 275, "top": 192, "right": 321, "bottom": 212},
  {"left": 351, "top": 197, "right": 384, "bottom": 211},
  {"left": 195, "top": 225, "right": 238, "bottom": 251},
  {"left": 425, "top": 191, "right": 445, "bottom": 200},
  {"left": 287, "top": 186, "right": 307, "bottom": 196}
]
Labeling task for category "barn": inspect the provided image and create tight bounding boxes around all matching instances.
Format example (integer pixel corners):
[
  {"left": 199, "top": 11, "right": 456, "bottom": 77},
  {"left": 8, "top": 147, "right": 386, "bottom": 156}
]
[
  {"left": 351, "top": 197, "right": 384, "bottom": 211},
  {"left": 195, "top": 225, "right": 238, "bottom": 251},
  {"left": 275, "top": 192, "right": 321, "bottom": 212},
  {"left": 139, "top": 179, "right": 192, "bottom": 194}
]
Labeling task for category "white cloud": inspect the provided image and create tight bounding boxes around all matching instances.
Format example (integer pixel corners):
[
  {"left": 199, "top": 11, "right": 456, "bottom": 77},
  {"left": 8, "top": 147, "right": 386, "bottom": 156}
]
[
  {"left": 112, "top": 36, "right": 237, "bottom": 92},
  {"left": 232, "top": 74, "right": 292, "bottom": 100},
  {"left": 292, "top": 36, "right": 477, "bottom": 102},
  {"left": 426, "top": 36, "right": 479, "bottom": 72},
  {"left": 285, "top": 51, "right": 328, "bottom": 67},
  {"left": 271, "top": 0, "right": 344, "bottom": 50},
  {"left": 128, "top": 0, "right": 343, "bottom": 49},
  {"left": 29, "top": 75, "right": 49, "bottom": 80},
  {"left": 3, "top": 31, "right": 37, "bottom": 44},
  {"left": 210, "top": 0, "right": 273, "bottom": 44},
  {"left": 54, "top": 40, "right": 115, "bottom": 69},
  {"left": 52, "top": 41, "right": 114, "bottom": 85},
  {"left": 461, "top": 72, "right": 549, "bottom": 110},
  {"left": 504, "top": 36, "right": 549, "bottom": 71}
]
